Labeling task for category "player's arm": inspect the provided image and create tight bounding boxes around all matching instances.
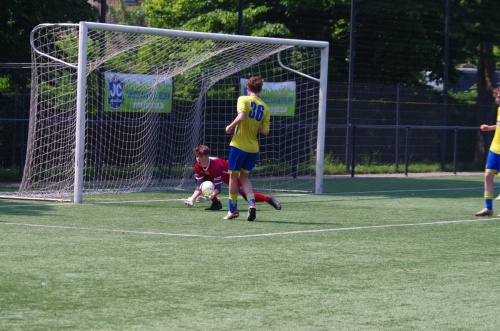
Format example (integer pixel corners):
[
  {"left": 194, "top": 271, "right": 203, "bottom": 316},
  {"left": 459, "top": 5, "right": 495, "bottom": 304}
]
[
  {"left": 226, "top": 111, "right": 245, "bottom": 134},
  {"left": 480, "top": 124, "right": 497, "bottom": 132},
  {"left": 211, "top": 182, "right": 222, "bottom": 198},
  {"left": 259, "top": 124, "right": 269, "bottom": 136},
  {"left": 182, "top": 178, "right": 204, "bottom": 206},
  {"left": 259, "top": 109, "right": 271, "bottom": 135}
]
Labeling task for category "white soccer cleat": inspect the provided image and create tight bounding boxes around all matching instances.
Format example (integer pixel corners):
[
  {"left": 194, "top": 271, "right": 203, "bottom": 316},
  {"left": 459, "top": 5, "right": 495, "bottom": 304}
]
[{"left": 223, "top": 210, "right": 240, "bottom": 220}]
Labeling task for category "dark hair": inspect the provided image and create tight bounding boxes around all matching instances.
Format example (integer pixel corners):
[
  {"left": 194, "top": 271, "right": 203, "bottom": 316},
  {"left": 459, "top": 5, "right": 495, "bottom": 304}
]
[{"left": 246, "top": 76, "right": 263, "bottom": 94}]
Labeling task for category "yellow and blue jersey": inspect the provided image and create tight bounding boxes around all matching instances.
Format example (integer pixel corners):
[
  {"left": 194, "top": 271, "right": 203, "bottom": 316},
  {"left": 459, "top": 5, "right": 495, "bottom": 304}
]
[
  {"left": 490, "top": 107, "right": 500, "bottom": 154},
  {"left": 230, "top": 95, "right": 270, "bottom": 153}
]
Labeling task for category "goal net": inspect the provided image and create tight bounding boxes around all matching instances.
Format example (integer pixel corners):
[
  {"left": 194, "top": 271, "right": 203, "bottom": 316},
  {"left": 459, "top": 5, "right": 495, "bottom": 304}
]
[{"left": 18, "top": 22, "right": 328, "bottom": 202}]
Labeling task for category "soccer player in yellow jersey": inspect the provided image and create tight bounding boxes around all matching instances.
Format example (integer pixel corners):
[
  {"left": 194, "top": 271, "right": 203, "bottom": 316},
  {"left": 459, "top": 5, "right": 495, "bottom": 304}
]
[
  {"left": 224, "top": 76, "right": 271, "bottom": 221},
  {"left": 475, "top": 86, "right": 500, "bottom": 216}
]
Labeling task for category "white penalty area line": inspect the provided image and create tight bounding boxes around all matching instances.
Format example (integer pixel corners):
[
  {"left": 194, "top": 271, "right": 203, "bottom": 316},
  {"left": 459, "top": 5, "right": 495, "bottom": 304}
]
[
  {"left": 0, "top": 217, "right": 496, "bottom": 239},
  {"left": 223, "top": 218, "right": 496, "bottom": 238}
]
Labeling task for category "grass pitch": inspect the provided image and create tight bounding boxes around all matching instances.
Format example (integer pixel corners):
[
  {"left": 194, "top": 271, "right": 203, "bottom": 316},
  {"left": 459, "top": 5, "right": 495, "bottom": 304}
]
[{"left": 1, "top": 173, "right": 499, "bottom": 330}]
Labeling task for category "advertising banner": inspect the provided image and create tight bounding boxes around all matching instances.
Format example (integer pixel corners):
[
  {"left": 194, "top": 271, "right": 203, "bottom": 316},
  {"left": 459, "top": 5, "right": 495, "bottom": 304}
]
[
  {"left": 104, "top": 72, "right": 173, "bottom": 113},
  {"left": 240, "top": 79, "right": 296, "bottom": 116}
]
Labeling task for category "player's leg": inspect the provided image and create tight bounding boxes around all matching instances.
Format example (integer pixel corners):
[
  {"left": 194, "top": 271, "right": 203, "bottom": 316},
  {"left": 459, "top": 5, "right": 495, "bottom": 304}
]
[
  {"left": 251, "top": 192, "right": 281, "bottom": 210},
  {"left": 224, "top": 172, "right": 240, "bottom": 219},
  {"left": 237, "top": 179, "right": 248, "bottom": 201},
  {"left": 239, "top": 171, "right": 256, "bottom": 221},
  {"left": 206, "top": 194, "right": 223, "bottom": 210},
  {"left": 224, "top": 147, "right": 242, "bottom": 219},
  {"left": 239, "top": 152, "right": 259, "bottom": 221},
  {"left": 475, "top": 151, "right": 498, "bottom": 216}
]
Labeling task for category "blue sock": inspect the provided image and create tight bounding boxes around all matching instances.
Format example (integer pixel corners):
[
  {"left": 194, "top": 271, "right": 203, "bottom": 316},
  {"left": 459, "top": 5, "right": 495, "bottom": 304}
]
[{"left": 228, "top": 199, "right": 237, "bottom": 212}]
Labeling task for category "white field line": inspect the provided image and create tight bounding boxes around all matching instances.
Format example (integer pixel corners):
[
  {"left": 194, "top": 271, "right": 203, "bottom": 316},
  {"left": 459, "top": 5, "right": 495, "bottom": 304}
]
[
  {"left": 0, "top": 186, "right": 488, "bottom": 238},
  {"left": 328, "top": 187, "right": 481, "bottom": 195},
  {"left": 0, "top": 218, "right": 496, "bottom": 239},
  {"left": 0, "top": 187, "right": 483, "bottom": 208},
  {"left": 0, "top": 198, "right": 183, "bottom": 208}
]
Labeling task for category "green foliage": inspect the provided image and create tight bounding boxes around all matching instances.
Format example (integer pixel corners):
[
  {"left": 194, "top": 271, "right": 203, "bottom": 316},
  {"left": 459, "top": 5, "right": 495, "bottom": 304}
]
[
  {"left": 449, "top": 85, "right": 478, "bottom": 104},
  {"left": 0, "top": 76, "right": 11, "bottom": 93},
  {"left": 108, "top": 0, "right": 147, "bottom": 26},
  {"left": 0, "top": 0, "right": 98, "bottom": 63},
  {"left": 0, "top": 169, "right": 19, "bottom": 182},
  {"left": 495, "top": 46, "right": 500, "bottom": 70}
]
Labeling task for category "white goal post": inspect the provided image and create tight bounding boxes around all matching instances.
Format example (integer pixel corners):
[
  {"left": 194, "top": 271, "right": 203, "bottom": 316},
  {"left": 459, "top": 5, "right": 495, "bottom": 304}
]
[{"left": 19, "top": 22, "right": 328, "bottom": 203}]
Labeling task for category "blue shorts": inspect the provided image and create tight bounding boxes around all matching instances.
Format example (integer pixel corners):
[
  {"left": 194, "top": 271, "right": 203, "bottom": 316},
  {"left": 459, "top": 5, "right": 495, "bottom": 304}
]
[
  {"left": 485, "top": 150, "right": 500, "bottom": 174},
  {"left": 228, "top": 146, "right": 258, "bottom": 174}
]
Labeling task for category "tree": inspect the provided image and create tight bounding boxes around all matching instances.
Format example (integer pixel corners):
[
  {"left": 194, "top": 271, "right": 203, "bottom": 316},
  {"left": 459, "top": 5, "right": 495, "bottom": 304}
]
[
  {"left": 142, "top": 0, "right": 344, "bottom": 81},
  {"left": 143, "top": 0, "right": 291, "bottom": 36},
  {"left": 0, "top": 0, "right": 98, "bottom": 63},
  {"left": 450, "top": 0, "right": 500, "bottom": 160},
  {"left": 108, "top": 0, "right": 147, "bottom": 27}
]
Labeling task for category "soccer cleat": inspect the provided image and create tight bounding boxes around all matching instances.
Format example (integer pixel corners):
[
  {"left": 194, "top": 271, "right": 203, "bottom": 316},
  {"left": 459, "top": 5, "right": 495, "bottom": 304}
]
[
  {"left": 496, "top": 195, "right": 500, "bottom": 201},
  {"left": 223, "top": 210, "right": 240, "bottom": 220},
  {"left": 268, "top": 196, "right": 282, "bottom": 210},
  {"left": 205, "top": 201, "right": 223, "bottom": 211},
  {"left": 247, "top": 204, "right": 256, "bottom": 221},
  {"left": 474, "top": 208, "right": 493, "bottom": 216}
]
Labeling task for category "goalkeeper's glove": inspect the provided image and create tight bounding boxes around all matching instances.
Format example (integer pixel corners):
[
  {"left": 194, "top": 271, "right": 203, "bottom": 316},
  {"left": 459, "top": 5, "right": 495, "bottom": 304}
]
[
  {"left": 182, "top": 197, "right": 194, "bottom": 206},
  {"left": 204, "top": 193, "right": 215, "bottom": 201},
  {"left": 196, "top": 194, "right": 214, "bottom": 202}
]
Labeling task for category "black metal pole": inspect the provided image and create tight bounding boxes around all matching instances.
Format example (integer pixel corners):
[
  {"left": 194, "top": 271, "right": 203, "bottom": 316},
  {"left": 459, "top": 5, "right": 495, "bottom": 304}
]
[
  {"left": 350, "top": 125, "right": 356, "bottom": 178},
  {"left": 441, "top": 0, "right": 450, "bottom": 170},
  {"left": 346, "top": 0, "right": 355, "bottom": 172},
  {"left": 100, "top": 0, "right": 107, "bottom": 23},
  {"left": 405, "top": 126, "right": 410, "bottom": 177},
  {"left": 453, "top": 127, "right": 458, "bottom": 174},
  {"left": 97, "top": 0, "right": 107, "bottom": 179},
  {"left": 238, "top": 0, "right": 243, "bottom": 35}
]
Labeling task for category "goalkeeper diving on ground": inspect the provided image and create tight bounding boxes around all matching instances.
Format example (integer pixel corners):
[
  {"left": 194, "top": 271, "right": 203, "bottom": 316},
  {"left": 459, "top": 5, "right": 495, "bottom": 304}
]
[{"left": 182, "top": 145, "right": 281, "bottom": 212}]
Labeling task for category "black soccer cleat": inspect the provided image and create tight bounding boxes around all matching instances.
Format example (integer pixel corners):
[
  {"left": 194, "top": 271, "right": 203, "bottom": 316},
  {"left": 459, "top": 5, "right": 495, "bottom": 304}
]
[
  {"left": 268, "top": 196, "right": 281, "bottom": 210},
  {"left": 247, "top": 204, "right": 256, "bottom": 221},
  {"left": 205, "top": 201, "right": 223, "bottom": 211}
]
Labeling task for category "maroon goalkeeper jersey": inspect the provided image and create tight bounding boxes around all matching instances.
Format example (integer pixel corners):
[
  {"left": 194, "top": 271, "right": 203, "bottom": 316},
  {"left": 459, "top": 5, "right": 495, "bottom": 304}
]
[{"left": 193, "top": 157, "right": 229, "bottom": 186}]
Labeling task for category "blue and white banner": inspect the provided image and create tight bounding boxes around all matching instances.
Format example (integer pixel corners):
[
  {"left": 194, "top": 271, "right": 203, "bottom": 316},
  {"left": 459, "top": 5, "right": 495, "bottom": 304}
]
[{"left": 104, "top": 72, "right": 173, "bottom": 113}]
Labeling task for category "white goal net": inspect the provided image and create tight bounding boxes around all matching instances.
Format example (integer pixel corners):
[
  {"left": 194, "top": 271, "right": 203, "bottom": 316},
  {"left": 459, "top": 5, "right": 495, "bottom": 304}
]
[{"left": 18, "top": 22, "right": 328, "bottom": 202}]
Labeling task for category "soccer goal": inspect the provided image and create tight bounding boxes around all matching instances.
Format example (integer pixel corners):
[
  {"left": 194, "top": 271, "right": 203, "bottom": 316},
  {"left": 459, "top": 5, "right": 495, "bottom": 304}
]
[{"left": 18, "top": 22, "right": 328, "bottom": 202}]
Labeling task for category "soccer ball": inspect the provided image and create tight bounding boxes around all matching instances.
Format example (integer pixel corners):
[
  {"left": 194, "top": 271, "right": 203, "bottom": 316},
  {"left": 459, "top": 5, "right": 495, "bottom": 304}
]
[{"left": 200, "top": 181, "right": 215, "bottom": 197}]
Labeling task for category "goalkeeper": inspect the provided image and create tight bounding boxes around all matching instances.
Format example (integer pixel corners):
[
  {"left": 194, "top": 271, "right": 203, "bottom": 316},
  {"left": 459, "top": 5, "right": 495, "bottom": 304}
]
[{"left": 182, "top": 145, "right": 281, "bottom": 211}]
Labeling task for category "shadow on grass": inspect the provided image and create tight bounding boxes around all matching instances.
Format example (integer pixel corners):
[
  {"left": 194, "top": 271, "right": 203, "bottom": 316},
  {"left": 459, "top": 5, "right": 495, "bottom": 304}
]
[{"left": 0, "top": 201, "right": 60, "bottom": 217}]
